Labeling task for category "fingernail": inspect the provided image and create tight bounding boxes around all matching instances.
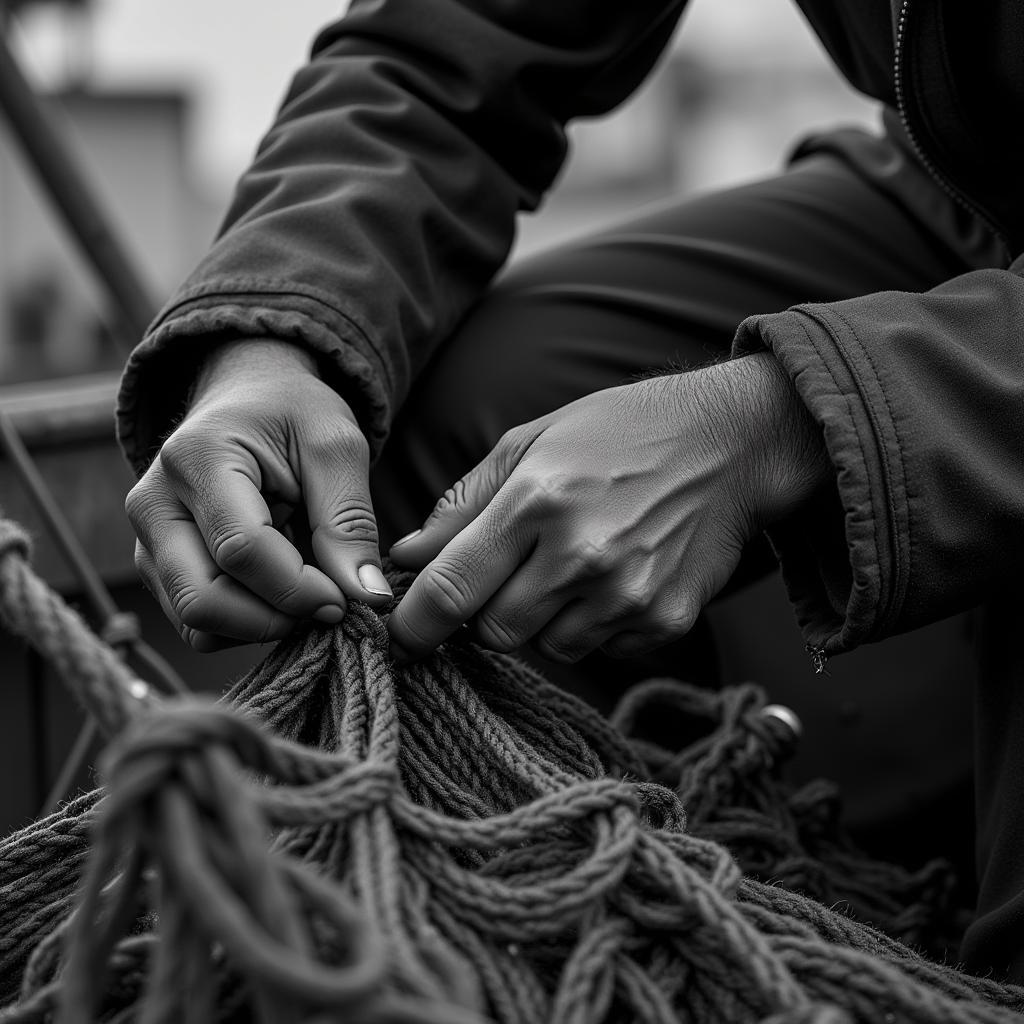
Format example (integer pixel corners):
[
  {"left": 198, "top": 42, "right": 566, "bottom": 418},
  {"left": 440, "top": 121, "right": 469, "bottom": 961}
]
[
  {"left": 358, "top": 564, "right": 393, "bottom": 598},
  {"left": 313, "top": 604, "right": 345, "bottom": 624},
  {"left": 391, "top": 529, "right": 421, "bottom": 548}
]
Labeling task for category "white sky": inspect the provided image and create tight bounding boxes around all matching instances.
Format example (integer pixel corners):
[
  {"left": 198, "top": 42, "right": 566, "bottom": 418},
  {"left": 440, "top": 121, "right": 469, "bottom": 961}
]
[
  {"left": 11, "top": 0, "right": 840, "bottom": 194},
  {"left": 13, "top": 0, "right": 350, "bottom": 190}
]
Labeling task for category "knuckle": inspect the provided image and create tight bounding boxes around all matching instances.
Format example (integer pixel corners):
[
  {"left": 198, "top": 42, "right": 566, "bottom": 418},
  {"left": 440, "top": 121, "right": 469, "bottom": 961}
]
[
  {"left": 315, "top": 506, "right": 379, "bottom": 545},
  {"left": 518, "top": 471, "right": 571, "bottom": 513},
  {"left": 536, "top": 631, "right": 586, "bottom": 665},
  {"left": 430, "top": 477, "right": 470, "bottom": 518},
  {"left": 182, "top": 626, "right": 223, "bottom": 653},
  {"left": 157, "top": 429, "right": 205, "bottom": 480},
  {"left": 496, "top": 421, "right": 543, "bottom": 463},
  {"left": 475, "top": 611, "right": 523, "bottom": 653},
  {"left": 124, "top": 475, "right": 172, "bottom": 532},
  {"left": 430, "top": 486, "right": 456, "bottom": 518},
  {"left": 307, "top": 423, "right": 369, "bottom": 466},
  {"left": 655, "top": 600, "right": 698, "bottom": 638},
  {"left": 171, "top": 584, "right": 207, "bottom": 630},
  {"left": 496, "top": 425, "right": 525, "bottom": 453},
  {"left": 603, "top": 632, "right": 658, "bottom": 659},
  {"left": 182, "top": 626, "right": 205, "bottom": 651},
  {"left": 615, "top": 580, "right": 653, "bottom": 617},
  {"left": 123, "top": 483, "right": 149, "bottom": 525},
  {"left": 266, "top": 578, "right": 303, "bottom": 610},
  {"left": 210, "top": 529, "right": 261, "bottom": 577},
  {"left": 390, "top": 609, "right": 434, "bottom": 651},
  {"left": 419, "top": 562, "right": 474, "bottom": 622},
  {"left": 568, "top": 536, "right": 617, "bottom": 577}
]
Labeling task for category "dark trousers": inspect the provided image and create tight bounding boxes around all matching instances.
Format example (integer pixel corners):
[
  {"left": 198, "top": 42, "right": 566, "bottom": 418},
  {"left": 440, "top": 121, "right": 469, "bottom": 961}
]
[{"left": 369, "top": 121, "right": 1009, "bottom": 970}]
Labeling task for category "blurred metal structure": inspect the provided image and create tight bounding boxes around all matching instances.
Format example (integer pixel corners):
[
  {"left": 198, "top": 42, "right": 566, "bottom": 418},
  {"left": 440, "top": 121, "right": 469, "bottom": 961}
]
[
  {"left": 0, "top": 28, "right": 155, "bottom": 348},
  {"left": 0, "top": 0, "right": 92, "bottom": 8},
  {"left": 0, "top": 12, "right": 185, "bottom": 817}
]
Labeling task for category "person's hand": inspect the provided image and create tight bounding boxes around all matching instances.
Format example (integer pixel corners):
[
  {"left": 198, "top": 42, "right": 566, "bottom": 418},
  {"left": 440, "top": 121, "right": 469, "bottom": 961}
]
[
  {"left": 125, "top": 338, "right": 392, "bottom": 651},
  {"left": 387, "top": 352, "right": 829, "bottom": 664}
]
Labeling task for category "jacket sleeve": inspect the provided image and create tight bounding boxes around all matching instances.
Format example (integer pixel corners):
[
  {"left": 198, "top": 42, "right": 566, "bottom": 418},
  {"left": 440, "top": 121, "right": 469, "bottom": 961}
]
[
  {"left": 116, "top": 0, "right": 689, "bottom": 474},
  {"left": 733, "top": 256, "right": 1024, "bottom": 663}
]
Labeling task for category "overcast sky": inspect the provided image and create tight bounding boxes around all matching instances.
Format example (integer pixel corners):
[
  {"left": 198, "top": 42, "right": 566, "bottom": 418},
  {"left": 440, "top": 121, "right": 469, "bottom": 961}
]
[
  {"left": 11, "top": 0, "right": 846, "bottom": 195},
  {"left": 14, "top": 0, "right": 349, "bottom": 189}
]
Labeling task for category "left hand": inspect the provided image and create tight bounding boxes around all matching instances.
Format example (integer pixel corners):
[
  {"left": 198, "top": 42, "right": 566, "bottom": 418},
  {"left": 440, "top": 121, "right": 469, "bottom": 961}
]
[{"left": 387, "top": 352, "right": 829, "bottom": 664}]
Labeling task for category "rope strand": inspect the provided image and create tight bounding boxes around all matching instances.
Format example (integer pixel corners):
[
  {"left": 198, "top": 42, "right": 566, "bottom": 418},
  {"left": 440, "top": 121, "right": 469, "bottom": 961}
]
[{"left": 0, "top": 520, "right": 1020, "bottom": 1022}]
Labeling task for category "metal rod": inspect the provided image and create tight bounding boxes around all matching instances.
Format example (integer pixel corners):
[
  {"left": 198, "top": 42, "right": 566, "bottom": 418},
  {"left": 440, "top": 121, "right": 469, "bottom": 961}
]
[
  {"left": 39, "top": 624, "right": 190, "bottom": 817},
  {"left": 27, "top": 646, "right": 49, "bottom": 813},
  {"left": 0, "top": 29, "right": 156, "bottom": 348},
  {"left": 0, "top": 409, "right": 189, "bottom": 697},
  {"left": 0, "top": 408, "right": 120, "bottom": 621},
  {"left": 38, "top": 718, "right": 95, "bottom": 817},
  {"left": 130, "top": 640, "right": 189, "bottom": 696}
]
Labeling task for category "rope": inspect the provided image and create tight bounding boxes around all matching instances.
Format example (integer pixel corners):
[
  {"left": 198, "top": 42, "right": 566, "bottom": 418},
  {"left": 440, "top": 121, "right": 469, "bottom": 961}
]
[
  {"left": 0, "top": 520, "right": 1022, "bottom": 1022},
  {"left": 0, "top": 518, "right": 155, "bottom": 737}
]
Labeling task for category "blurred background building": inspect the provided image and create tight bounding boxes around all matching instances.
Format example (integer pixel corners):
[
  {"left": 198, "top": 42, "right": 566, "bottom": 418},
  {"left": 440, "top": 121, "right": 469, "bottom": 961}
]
[{"left": 1, "top": 0, "right": 879, "bottom": 382}]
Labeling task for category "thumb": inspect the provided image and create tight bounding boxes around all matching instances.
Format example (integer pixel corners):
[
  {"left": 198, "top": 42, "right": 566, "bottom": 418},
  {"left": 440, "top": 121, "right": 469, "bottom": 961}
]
[
  {"left": 301, "top": 421, "right": 393, "bottom": 606},
  {"left": 390, "top": 423, "right": 539, "bottom": 569}
]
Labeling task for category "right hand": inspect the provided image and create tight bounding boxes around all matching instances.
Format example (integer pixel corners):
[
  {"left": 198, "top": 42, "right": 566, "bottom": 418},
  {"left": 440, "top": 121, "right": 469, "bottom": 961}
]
[{"left": 125, "top": 338, "right": 392, "bottom": 652}]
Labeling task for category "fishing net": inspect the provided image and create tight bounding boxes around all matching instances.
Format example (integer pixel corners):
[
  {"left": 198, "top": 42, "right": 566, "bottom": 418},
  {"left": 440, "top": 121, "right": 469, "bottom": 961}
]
[{"left": 0, "top": 516, "right": 1021, "bottom": 1023}]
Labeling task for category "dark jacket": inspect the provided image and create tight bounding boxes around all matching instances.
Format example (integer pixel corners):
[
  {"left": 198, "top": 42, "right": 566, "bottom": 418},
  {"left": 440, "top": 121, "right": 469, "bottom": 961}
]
[
  {"left": 115, "top": 0, "right": 1024, "bottom": 975},
  {"left": 117, "top": 0, "right": 1024, "bottom": 658}
]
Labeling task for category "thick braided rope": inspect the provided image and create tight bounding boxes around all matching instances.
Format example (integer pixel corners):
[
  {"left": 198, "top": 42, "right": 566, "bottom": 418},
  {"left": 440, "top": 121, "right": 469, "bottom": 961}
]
[
  {"left": 0, "top": 527, "right": 1023, "bottom": 1022},
  {"left": 0, "top": 519, "right": 154, "bottom": 735},
  {"left": 611, "top": 679, "right": 967, "bottom": 955}
]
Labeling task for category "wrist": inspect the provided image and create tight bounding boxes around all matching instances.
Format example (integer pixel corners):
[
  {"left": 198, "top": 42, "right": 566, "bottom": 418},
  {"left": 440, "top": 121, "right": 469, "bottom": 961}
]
[
  {"left": 193, "top": 339, "right": 317, "bottom": 387},
  {"left": 187, "top": 336, "right": 362, "bottom": 434},
  {"left": 191, "top": 337, "right": 321, "bottom": 405},
  {"left": 705, "top": 353, "right": 831, "bottom": 528}
]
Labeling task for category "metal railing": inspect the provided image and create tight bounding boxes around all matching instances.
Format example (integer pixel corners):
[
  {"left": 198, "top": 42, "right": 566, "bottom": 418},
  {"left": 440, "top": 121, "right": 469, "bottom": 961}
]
[{"left": 0, "top": 23, "right": 189, "bottom": 817}]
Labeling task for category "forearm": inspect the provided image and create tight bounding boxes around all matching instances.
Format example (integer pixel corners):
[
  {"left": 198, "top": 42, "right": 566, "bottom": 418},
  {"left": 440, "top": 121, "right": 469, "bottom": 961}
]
[{"left": 117, "top": 0, "right": 692, "bottom": 477}]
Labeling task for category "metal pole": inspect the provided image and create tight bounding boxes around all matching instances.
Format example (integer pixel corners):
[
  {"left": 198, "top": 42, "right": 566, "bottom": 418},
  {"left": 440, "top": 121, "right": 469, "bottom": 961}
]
[
  {"left": 0, "top": 408, "right": 190, "bottom": 816},
  {"left": 0, "top": 408, "right": 188, "bottom": 698},
  {"left": 0, "top": 29, "right": 157, "bottom": 348},
  {"left": 0, "top": 16, "right": 185, "bottom": 818}
]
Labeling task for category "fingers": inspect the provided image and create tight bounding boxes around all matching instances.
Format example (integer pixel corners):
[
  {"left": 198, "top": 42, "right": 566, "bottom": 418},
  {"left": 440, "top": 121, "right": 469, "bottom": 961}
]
[
  {"left": 188, "top": 467, "right": 345, "bottom": 615},
  {"left": 299, "top": 426, "right": 393, "bottom": 606},
  {"left": 128, "top": 458, "right": 347, "bottom": 651},
  {"left": 531, "top": 600, "right": 619, "bottom": 664},
  {"left": 389, "top": 549, "right": 679, "bottom": 666},
  {"left": 129, "top": 452, "right": 345, "bottom": 624},
  {"left": 599, "top": 631, "right": 671, "bottom": 660},
  {"left": 125, "top": 350, "right": 397, "bottom": 650},
  {"left": 388, "top": 424, "right": 541, "bottom": 569},
  {"left": 387, "top": 500, "right": 529, "bottom": 662},
  {"left": 388, "top": 506, "right": 660, "bottom": 665},
  {"left": 386, "top": 430, "right": 533, "bottom": 660},
  {"left": 134, "top": 533, "right": 300, "bottom": 652},
  {"left": 470, "top": 567, "right": 569, "bottom": 654},
  {"left": 384, "top": 403, "right": 719, "bottom": 664}
]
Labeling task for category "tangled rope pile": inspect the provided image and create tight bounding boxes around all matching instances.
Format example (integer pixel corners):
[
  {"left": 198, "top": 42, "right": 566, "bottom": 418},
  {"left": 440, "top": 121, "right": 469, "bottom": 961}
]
[{"left": 0, "top": 517, "right": 1022, "bottom": 1023}]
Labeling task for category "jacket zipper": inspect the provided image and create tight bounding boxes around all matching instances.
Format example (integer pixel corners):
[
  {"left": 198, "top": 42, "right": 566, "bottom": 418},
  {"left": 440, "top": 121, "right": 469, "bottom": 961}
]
[
  {"left": 893, "top": 0, "right": 1005, "bottom": 244},
  {"left": 799, "top": 2, "right": 915, "bottom": 675},
  {"left": 803, "top": 3, "right": 1001, "bottom": 677}
]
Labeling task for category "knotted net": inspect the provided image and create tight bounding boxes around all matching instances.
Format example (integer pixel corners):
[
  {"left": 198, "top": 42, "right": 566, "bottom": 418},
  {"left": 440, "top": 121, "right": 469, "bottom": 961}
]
[{"left": 0, "top": 516, "right": 1021, "bottom": 1023}]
